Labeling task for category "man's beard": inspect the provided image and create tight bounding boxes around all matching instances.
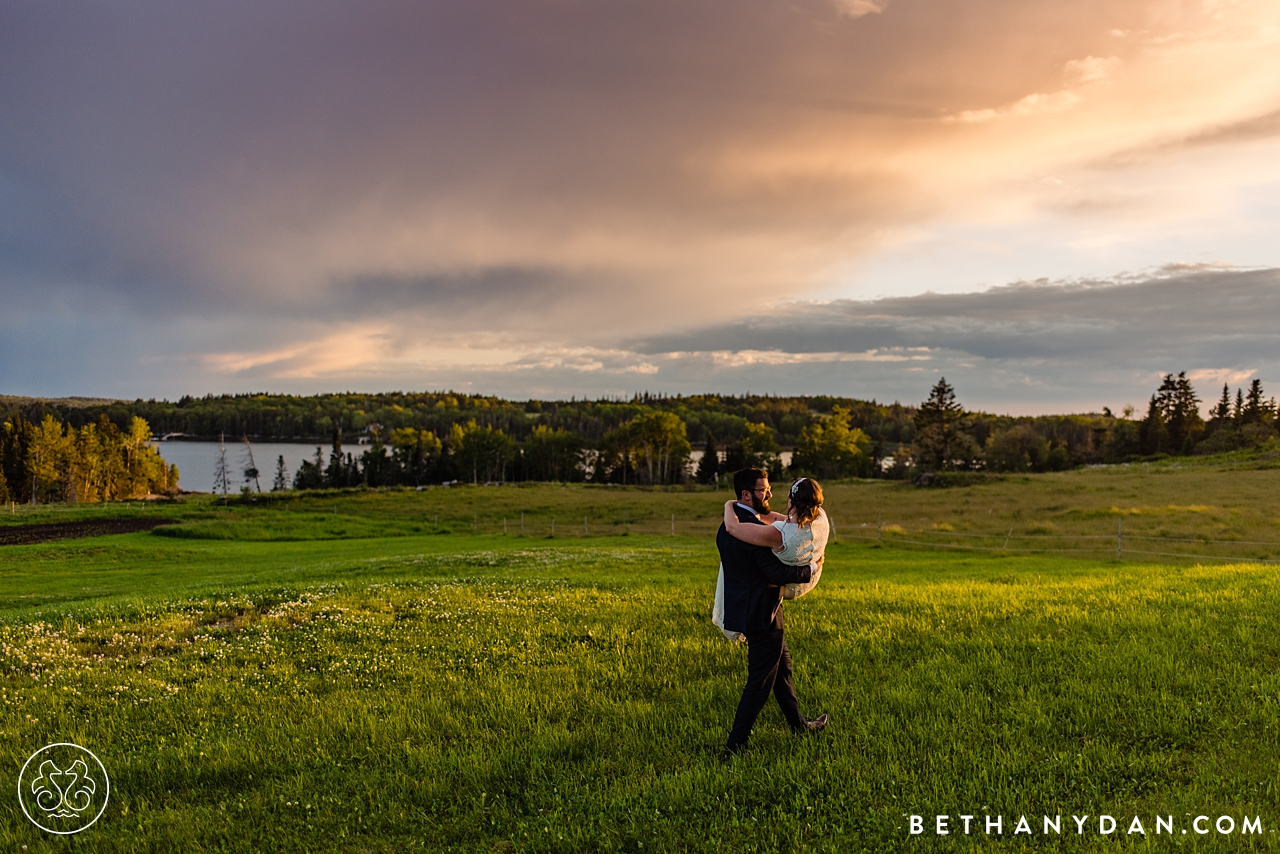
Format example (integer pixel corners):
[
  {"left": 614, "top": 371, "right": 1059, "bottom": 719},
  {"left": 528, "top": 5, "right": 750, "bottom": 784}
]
[{"left": 751, "top": 493, "right": 770, "bottom": 515}]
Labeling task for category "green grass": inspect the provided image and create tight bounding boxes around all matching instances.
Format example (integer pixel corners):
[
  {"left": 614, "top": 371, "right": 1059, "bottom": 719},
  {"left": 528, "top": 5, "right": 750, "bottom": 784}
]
[{"left": 4, "top": 466, "right": 1280, "bottom": 851}]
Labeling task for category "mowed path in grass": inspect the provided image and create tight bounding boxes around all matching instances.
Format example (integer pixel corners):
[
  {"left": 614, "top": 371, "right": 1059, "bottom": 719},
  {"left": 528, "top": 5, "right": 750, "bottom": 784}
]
[{"left": 4, "top": 517, "right": 1280, "bottom": 853}]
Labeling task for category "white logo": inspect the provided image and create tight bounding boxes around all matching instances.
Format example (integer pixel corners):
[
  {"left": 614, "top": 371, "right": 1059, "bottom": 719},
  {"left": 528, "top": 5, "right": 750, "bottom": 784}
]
[{"left": 18, "top": 743, "right": 110, "bottom": 835}]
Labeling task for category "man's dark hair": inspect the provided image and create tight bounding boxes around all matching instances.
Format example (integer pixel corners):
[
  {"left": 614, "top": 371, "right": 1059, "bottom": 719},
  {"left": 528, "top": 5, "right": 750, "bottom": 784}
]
[{"left": 732, "top": 468, "right": 768, "bottom": 499}]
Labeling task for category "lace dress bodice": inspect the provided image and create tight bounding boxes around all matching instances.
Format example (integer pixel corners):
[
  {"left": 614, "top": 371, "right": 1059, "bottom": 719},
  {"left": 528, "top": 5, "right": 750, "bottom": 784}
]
[{"left": 771, "top": 508, "right": 829, "bottom": 566}]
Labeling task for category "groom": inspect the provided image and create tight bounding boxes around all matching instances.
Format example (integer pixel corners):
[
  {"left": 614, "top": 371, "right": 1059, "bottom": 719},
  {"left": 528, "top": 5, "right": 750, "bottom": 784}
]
[{"left": 719, "top": 468, "right": 827, "bottom": 757}]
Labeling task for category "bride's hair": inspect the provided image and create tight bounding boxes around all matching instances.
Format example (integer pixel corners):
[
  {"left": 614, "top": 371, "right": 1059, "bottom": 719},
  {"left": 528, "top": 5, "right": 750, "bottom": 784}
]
[{"left": 789, "top": 477, "right": 823, "bottom": 527}]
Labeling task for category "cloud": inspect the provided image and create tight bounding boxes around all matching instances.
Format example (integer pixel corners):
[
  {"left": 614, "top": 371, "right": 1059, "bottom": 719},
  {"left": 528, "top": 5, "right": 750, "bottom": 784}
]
[
  {"left": 948, "top": 55, "right": 1120, "bottom": 123},
  {"left": 832, "top": 0, "right": 887, "bottom": 18},
  {"left": 1187, "top": 367, "right": 1258, "bottom": 388},
  {"left": 2, "top": 0, "right": 1280, "bottom": 404},
  {"left": 1064, "top": 55, "right": 1122, "bottom": 84},
  {"left": 616, "top": 266, "right": 1280, "bottom": 410},
  {"left": 9, "top": 265, "right": 1266, "bottom": 415}
]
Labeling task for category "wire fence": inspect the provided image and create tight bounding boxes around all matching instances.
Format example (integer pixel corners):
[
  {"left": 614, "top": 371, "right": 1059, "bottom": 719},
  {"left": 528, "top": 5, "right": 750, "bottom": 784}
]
[
  {"left": 460, "top": 513, "right": 723, "bottom": 539},
  {"left": 838, "top": 516, "right": 1280, "bottom": 565},
  {"left": 462, "top": 512, "right": 1280, "bottom": 565},
  {"left": 5, "top": 498, "right": 1277, "bottom": 566}
]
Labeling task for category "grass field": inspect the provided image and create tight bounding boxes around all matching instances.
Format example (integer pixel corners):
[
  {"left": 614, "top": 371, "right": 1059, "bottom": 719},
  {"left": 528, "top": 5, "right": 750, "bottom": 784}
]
[{"left": 4, "top": 457, "right": 1280, "bottom": 851}]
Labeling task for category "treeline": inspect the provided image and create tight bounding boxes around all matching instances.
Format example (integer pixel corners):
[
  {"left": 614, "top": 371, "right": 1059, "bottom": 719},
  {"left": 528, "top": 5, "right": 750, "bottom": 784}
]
[
  {"left": 4, "top": 376, "right": 1275, "bottom": 499},
  {"left": 0, "top": 391, "right": 914, "bottom": 450},
  {"left": 255, "top": 402, "right": 880, "bottom": 493},
  {"left": 0, "top": 414, "right": 178, "bottom": 504},
  {"left": 905, "top": 374, "right": 1279, "bottom": 476}
]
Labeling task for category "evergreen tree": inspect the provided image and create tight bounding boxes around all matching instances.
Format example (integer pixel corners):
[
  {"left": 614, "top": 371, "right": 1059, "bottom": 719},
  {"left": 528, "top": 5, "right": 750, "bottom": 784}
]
[
  {"left": 1234, "top": 388, "right": 1244, "bottom": 422},
  {"left": 1243, "top": 379, "right": 1267, "bottom": 424},
  {"left": 1138, "top": 395, "right": 1165, "bottom": 455},
  {"left": 696, "top": 432, "right": 719, "bottom": 484},
  {"left": 272, "top": 455, "right": 289, "bottom": 491},
  {"left": 293, "top": 447, "right": 326, "bottom": 490},
  {"left": 1210, "top": 384, "right": 1232, "bottom": 422},
  {"left": 360, "top": 434, "right": 394, "bottom": 487},
  {"left": 720, "top": 439, "right": 747, "bottom": 475},
  {"left": 325, "top": 429, "right": 345, "bottom": 488},
  {"left": 913, "top": 378, "right": 965, "bottom": 471},
  {"left": 1153, "top": 372, "right": 1202, "bottom": 454}
]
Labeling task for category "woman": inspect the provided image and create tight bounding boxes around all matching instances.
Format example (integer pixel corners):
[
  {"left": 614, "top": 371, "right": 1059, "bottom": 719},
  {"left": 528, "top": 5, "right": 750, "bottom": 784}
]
[{"left": 722, "top": 476, "right": 829, "bottom": 600}]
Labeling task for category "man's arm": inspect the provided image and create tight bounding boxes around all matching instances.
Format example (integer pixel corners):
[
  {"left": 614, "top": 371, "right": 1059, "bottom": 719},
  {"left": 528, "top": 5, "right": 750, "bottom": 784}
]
[{"left": 750, "top": 546, "right": 814, "bottom": 586}]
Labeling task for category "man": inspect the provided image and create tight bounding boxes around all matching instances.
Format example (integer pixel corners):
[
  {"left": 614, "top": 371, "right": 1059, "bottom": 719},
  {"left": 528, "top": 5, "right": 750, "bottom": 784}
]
[{"left": 719, "top": 467, "right": 828, "bottom": 757}]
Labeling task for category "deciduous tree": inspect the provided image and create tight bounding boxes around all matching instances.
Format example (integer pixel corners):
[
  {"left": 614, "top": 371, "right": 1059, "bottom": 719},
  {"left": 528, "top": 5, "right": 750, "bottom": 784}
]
[{"left": 792, "top": 405, "right": 871, "bottom": 479}]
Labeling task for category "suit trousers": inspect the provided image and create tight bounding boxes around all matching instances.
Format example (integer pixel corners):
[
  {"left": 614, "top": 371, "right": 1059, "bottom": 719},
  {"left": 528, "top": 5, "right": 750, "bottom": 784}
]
[{"left": 726, "top": 627, "right": 805, "bottom": 749}]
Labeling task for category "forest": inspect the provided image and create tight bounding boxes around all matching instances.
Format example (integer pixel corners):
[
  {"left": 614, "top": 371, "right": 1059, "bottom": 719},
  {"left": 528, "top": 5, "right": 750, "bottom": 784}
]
[
  {"left": 1, "top": 374, "right": 1276, "bottom": 501},
  {"left": 0, "top": 413, "right": 178, "bottom": 504}
]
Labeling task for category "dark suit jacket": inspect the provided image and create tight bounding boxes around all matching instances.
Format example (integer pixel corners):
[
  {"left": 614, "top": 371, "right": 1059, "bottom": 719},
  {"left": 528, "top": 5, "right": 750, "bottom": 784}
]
[{"left": 717, "top": 504, "right": 812, "bottom": 633}]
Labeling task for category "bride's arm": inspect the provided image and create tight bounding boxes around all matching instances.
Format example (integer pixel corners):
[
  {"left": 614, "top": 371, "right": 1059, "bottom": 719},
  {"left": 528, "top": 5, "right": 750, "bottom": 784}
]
[{"left": 724, "top": 500, "right": 784, "bottom": 548}]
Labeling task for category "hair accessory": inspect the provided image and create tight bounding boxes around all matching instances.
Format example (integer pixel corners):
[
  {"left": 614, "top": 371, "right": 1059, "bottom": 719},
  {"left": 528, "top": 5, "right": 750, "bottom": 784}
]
[{"left": 790, "top": 477, "right": 807, "bottom": 496}]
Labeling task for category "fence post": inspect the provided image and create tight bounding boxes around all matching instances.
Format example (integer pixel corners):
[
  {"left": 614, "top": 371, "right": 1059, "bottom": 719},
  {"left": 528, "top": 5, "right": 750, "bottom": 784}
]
[
  {"left": 474, "top": 513, "right": 477, "bottom": 534},
  {"left": 521, "top": 512, "right": 525, "bottom": 535},
  {"left": 829, "top": 516, "right": 837, "bottom": 543},
  {"left": 584, "top": 515, "right": 588, "bottom": 536},
  {"left": 504, "top": 518, "right": 507, "bottom": 536},
  {"left": 877, "top": 512, "right": 882, "bottom": 543},
  {"left": 1003, "top": 528, "right": 1012, "bottom": 550},
  {"left": 551, "top": 518, "right": 555, "bottom": 537},
  {"left": 671, "top": 514, "right": 675, "bottom": 536},
  {"left": 1117, "top": 516, "right": 1122, "bottom": 561}
]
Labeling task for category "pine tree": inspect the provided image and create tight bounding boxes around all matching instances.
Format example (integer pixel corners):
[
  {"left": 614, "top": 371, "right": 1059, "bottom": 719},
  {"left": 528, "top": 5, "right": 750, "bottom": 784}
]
[
  {"left": 913, "top": 377, "right": 965, "bottom": 471},
  {"left": 695, "top": 432, "right": 719, "bottom": 485},
  {"left": 1243, "top": 378, "right": 1266, "bottom": 424},
  {"left": 292, "top": 447, "right": 326, "bottom": 490},
  {"left": 1153, "top": 372, "right": 1202, "bottom": 454},
  {"left": 1234, "top": 388, "right": 1244, "bottom": 422},
  {"left": 326, "top": 428, "right": 345, "bottom": 488},
  {"left": 1211, "top": 384, "right": 1232, "bottom": 422},
  {"left": 272, "top": 455, "right": 289, "bottom": 491},
  {"left": 1138, "top": 395, "right": 1165, "bottom": 455}
]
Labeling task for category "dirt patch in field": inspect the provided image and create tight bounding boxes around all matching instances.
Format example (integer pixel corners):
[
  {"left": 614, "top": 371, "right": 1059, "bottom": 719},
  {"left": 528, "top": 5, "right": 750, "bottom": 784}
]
[{"left": 0, "top": 518, "right": 175, "bottom": 546}]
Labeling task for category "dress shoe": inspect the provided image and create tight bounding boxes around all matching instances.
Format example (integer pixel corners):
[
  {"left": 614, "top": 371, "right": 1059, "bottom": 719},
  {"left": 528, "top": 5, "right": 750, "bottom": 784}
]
[{"left": 793, "top": 713, "right": 828, "bottom": 734}]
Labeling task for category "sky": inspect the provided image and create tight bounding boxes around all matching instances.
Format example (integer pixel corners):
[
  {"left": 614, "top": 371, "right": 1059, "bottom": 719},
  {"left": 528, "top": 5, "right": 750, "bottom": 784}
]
[{"left": 3, "top": 0, "right": 1279, "bottom": 414}]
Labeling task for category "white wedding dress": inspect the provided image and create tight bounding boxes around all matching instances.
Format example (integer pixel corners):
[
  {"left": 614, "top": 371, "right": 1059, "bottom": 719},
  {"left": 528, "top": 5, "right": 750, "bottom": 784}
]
[{"left": 773, "top": 508, "right": 828, "bottom": 600}]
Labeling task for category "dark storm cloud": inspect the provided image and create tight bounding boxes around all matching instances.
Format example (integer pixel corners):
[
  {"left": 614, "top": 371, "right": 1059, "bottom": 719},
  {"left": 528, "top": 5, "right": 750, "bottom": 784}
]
[
  {"left": 627, "top": 267, "right": 1280, "bottom": 408},
  {"left": 0, "top": 0, "right": 1163, "bottom": 321},
  {"left": 634, "top": 267, "right": 1280, "bottom": 362}
]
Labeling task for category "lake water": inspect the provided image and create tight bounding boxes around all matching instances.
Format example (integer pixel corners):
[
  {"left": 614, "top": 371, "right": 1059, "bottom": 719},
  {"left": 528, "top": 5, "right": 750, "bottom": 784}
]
[
  {"left": 155, "top": 442, "right": 794, "bottom": 493},
  {"left": 154, "top": 441, "right": 335, "bottom": 493}
]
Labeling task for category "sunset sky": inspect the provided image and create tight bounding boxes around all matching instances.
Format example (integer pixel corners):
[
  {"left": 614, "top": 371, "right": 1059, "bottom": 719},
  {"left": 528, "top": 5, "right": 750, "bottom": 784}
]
[{"left": 3, "top": 0, "right": 1279, "bottom": 412}]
